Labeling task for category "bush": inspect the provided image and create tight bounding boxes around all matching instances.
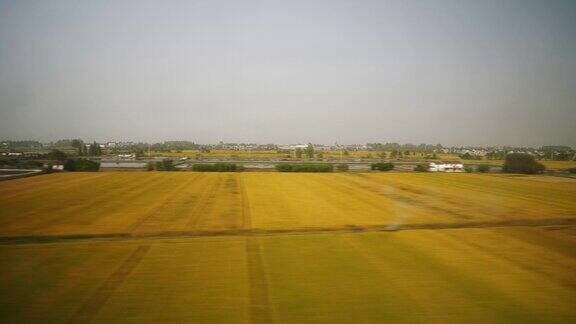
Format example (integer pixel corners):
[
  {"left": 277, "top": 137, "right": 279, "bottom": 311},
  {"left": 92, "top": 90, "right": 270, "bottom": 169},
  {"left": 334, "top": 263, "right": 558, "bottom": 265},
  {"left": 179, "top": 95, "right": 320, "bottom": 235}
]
[
  {"left": 160, "top": 159, "right": 176, "bottom": 171},
  {"left": 336, "top": 164, "right": 349, "bottom": 172},
  {"left": 275, "top": 164, "right": 333, "bottom": 172},
  {"left": 63, "top": 158, "right": 100, "bottom": 171},
  {"left": 371, "top": 162, "right": 394, "bottom": 171},
  {"left": 459, "top": 153, "right": 482, "bottom": 160},
  {"left": 477, "top": 164, "right": 490, "bottom": 173},
  {"left": 566, "top": 168, "right": 576, "bottom": 174},
  {"left": 151, "top": 159, "right": 177, "bottom": 171},
  {"left": 192, "top": 163, "right": 244, "bottom": 172},
  {"left": 47, "top": 149, "right": 67, "bottom": 162},
  {"left": 414, "top": 164, "right": 429, "bottom": 172},
  {"left": 464, "top": 166, "right": 473, "bottom": 173},
  {"left": 503, "top": 153, "right": 545, "bottom": 174}
]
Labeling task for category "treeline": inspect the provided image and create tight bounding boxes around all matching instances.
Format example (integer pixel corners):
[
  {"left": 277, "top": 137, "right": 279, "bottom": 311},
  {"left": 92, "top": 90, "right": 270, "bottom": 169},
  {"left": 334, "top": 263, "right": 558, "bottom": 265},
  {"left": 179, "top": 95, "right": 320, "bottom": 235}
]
[
  {"left": 0, "top": 158, "right": 44, "bottom": 169},
  {"left": 275, "top": 164, "right": 333, "bottom": 172},
  {"left": 147, "top": 159, "right": 176, "bottom": 171},
  {"left": 366, "top": 143, "right": 443, "bottom": 152},
  {"left": 371, "top": 162, "right": 394, "bottom": 171},
  {"left": 192, "top": 163, "right": 244, "bottom": 172},
  {"left": 63, "top": 158, "right": 100, "bottom": 171}
]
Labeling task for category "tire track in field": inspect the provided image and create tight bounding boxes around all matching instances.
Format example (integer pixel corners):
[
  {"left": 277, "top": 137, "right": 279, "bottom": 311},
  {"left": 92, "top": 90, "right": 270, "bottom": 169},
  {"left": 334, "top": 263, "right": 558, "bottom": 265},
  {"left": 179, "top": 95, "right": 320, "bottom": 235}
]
[
  {"left": 21, "top": 174, "right": 168, "bottom": 233},
  {"left": 242, "top": 179, "right": 274, "bottom": 323},
  {"left": 185, "top": 174, "right": 224, "bottom": 230},
  {"left": 128, "top": 174, "right": 203, "bottom": 234},
  {"left": 69, "top": 245, "right": 150, "bottom": 323},
  {"left": 1, "top": 218, "right": 575, "bottom": 245},
  {"left": 238, "top": 174, "right": 252, "bottom": 229},
  {"left": 132, "top": 173, "right": 207, "bottom": 233},
  {"left": 245, "top": 237, "right": 276, "bottom": 324}
]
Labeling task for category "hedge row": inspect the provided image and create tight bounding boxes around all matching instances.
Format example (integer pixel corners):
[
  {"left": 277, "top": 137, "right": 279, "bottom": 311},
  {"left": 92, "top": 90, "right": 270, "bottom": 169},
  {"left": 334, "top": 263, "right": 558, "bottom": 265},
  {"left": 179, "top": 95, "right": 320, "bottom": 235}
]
[
  {"left": 371, "top": 162, "right": 394, "bottom": 171},
  {"left": 503, "top": 153, "right": 545, "bottom": 174},
  {"left": 64, "top": 158, "right": 100, "bottom": 171},
  {"left": 275, "top": 164, "right": 333, "bottom": 172},
  {"left": 147, "top": 159, "right": 177, "bottom": 171},
  {"left": 192, "top": 163, "right": 244, "bottom": 172}
]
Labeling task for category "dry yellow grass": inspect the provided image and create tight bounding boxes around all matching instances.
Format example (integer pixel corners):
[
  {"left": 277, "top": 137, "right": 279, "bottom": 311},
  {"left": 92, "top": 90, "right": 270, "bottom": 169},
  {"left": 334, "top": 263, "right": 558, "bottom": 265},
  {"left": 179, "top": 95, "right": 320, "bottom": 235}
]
[
  {"left": 1, "top": 172, "right": 575, "bottom": 237},
  {"left": 1, "top": 226, "right": 575, "bottom": 322},
  {"left": 1, "top": 172, "right": 575, "bottom": 322}
]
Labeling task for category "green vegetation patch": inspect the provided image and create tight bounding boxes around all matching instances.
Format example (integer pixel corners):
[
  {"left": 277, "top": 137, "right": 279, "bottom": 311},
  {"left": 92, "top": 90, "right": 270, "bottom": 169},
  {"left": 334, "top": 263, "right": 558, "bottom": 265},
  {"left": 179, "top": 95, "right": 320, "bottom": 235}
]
[
  {"left": 275, "top": 163, "right": 333, "bottom": 172},
  {"left": 192, "top": 163, "right": 245, "bottom": 172},
  {"left": 370, "top": 162, "right": 394, "bottom": 171}
]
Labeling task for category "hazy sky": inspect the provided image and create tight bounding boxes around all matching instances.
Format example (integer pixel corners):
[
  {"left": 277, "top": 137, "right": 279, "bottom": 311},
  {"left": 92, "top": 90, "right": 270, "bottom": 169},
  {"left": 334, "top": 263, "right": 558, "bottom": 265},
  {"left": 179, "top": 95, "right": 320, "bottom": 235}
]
[{"left": 0, "top": 0, "right": 575, "bottom": 146}]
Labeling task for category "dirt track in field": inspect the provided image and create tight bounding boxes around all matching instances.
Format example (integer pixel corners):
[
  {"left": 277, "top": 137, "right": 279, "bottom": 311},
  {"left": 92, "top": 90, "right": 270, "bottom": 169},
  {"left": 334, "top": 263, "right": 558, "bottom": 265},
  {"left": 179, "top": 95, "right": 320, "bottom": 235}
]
[{"left": 1, "top": 217, "right": 574, "bottom": 246}]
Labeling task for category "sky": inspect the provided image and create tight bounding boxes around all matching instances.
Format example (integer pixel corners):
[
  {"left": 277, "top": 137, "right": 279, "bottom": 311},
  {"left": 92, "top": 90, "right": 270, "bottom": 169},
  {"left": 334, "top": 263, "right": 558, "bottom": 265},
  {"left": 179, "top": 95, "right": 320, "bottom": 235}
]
[{"left": 0, "top": 0, "right": 575, "bottom": 146}]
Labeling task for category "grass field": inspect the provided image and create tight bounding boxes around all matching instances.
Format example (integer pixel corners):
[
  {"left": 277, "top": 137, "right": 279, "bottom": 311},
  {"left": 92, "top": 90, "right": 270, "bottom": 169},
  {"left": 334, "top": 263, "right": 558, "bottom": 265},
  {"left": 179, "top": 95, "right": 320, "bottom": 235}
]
[{"left": 0, "top": 172, "right": 575, "bottom": 322}]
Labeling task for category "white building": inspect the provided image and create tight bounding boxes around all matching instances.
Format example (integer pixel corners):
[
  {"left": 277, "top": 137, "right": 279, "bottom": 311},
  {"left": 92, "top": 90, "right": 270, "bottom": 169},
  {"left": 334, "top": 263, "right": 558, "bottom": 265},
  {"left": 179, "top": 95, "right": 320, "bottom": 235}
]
[
  {"left": 429, "top": 162, "right": 464, "bottom": 172},
  {"left": 117, "top": 154, "right": 136, "bottom": 160}
]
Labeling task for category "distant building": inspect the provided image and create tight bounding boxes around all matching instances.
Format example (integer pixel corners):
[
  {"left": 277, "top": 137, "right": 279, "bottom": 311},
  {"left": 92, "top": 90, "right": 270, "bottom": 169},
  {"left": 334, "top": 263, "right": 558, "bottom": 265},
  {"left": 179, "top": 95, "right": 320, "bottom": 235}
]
[
  {"left": 117, "top": 154, "right": 135, "bottom": 160},
  {"left": 278, "top": 144, "right": 308, "bottom": 150},
  {"left": 52, "top": 164, "right": 64, "bottom": 170},
  {"left": 43, "top": 163, "right": 64, "bottom": 170}
]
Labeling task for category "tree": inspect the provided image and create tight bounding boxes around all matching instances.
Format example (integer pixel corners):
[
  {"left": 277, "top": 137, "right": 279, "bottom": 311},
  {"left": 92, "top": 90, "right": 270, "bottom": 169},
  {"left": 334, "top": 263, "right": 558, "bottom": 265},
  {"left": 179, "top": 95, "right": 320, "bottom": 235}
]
[
  {"left": 47, "top": 149, "right": 67, "bottom": 162},
  {"left": 71, "top": 139, "right": 84, "bottom": 156},
  {"left": 155, "top": 159, "right": 176, "bottom": 171},
  {"left": 162, "top": 159, "right": 175, "bottom": 171},
  {"left": 503, "top": 153, "right": 545, "bottom": 174},
  {"left": 295, "top": 148, "right": 303, "bottom": 159},
  {"left": 305, "top": 143, "right": 314, "bottom": 159},
  {"left": 88, "top": 142, "right": 102, "bottom": 156}
]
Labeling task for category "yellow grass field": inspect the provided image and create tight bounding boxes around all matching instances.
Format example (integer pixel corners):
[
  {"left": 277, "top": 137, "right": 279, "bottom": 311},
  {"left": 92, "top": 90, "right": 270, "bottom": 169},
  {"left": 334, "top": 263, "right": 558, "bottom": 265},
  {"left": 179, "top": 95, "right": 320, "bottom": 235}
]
[
  {"left": 0, "top": 172, "right": 575, "bottom": 322},
  {"left": 1, "top": 172, "right": 575, "bottom": 237}
]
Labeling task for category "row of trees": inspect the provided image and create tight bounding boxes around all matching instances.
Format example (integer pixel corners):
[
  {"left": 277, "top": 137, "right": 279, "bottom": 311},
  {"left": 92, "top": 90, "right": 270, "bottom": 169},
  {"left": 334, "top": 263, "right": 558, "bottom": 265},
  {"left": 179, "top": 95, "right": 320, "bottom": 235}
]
[
  {"left": 371, "top": 162, "right": 394, "bottom": 171},
  {"left": 70, "top": 140, "right": 102, "bottom": 156},
  {"left": 275, "top": 164, "right": 333, "bottom": 172},
  {"left": 192, "top": 163, "right": 244, "bottom": 172},
  {"left": 294, "top": 144, "right": 316, "bottom": 159},
  {"left": 63, "top": 159, "right": 100, "bottom": 171},
  {"left": 147, "top": 159, "right": 176, "bottom": 171}
]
